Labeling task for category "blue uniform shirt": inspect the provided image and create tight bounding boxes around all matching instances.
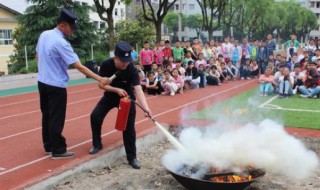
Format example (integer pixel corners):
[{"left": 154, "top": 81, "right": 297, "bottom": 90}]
[{"left": 36, "top": 28, "right": 79, "bottom": 88}]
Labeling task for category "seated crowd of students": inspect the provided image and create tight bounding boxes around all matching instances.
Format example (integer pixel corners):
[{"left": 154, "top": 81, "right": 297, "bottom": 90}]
[{"left": 131, "top": 38, "right": 320, "bottom": 98}]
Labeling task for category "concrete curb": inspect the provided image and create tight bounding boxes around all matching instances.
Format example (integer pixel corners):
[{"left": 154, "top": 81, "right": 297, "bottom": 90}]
[{"left": 25, "top": 129, "right": 166, "bottom": 190}]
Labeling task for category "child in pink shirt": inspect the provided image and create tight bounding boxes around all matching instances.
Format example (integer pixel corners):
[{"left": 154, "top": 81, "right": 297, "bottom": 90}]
[
  {"left": 154, "top": 41, "right": 164, "bottom": 66},
  {"left": 172, "top": 68, "right": 184, "bottom": 94},
  {"left": 139, "top": 41, "right": 154, "bottom": 72}
]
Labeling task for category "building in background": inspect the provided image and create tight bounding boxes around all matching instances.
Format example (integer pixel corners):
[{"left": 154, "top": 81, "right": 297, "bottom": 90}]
[
  {"left": 0, "top": 3, "right": 20, "bottom": 75},
  {"left": 76, "top": 0, "right": 126, "bottom": 29},
  {"left": 173, "top": 0, "right": 222, "bottom": 42}
]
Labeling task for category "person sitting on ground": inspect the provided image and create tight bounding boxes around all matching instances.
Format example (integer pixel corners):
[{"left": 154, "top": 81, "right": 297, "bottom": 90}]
[
  {"left": 278, "top": 68, "right": 294, "bottom": 99},
  {"left": 273, "top": 63, "right": 286, "bottom": 94},
  {"left": 258, "top": 67, "right": 274, "bottom": 96},
  {"left": 150, "top": 62, "right": 159, "bottom": 78},
  {"left": 317, "top": 58, "right": 320, "bottom": 72},
  {"left": 161, "top": 70, "right": 178, "bottom": 96},
  {"left": 250, "top": 59, "right": 259, "bottom": 78},
  {"left": 209, "top": 65, "right": 221, "bottom": 85},
  {"left": 157, "top": 67, "right": 165, "bottom": 82},
  {"left": 146, "top": 71, "right": 162, "bottom": 95},
  {"left": 290, "top": 64, "right": 305, "bottom": 94},
  {"left": 185, "top": 60, "right": 200, "bottom": 89},
  {"left": 175, "top": 59, "right": 186, "bottom": 78},
  {"left": 219, "top": 62, "right": 228, "bottom": 82},
  {"left": 172, "top": 68, "right": 184, "bottom": 94},
  {"left": 167, "top": 56, "right": 176, "bottom": 69},
  {"left": 195, "top": 52, "right": 207, "bottom": 69},
  {"left": 267, "top": 60, "right": 275, "bottom": 74},
  {"left": 226, "top": 60, "right": 237, "bottom": 79},
  {"left": 135, "top": 62, "right": 145, "bottom": 78},
  {"left": 208, "top": 57, "right": 216, "bottom": 67},
  {"left": 183, "top": 50, "right": 194, "bottom": 69},
  {"left": 198, "top": 64, "right": 207, "bottom": 88},
  {"left": 299, "top": 62, "right": 320, "bottom": 98},
  {"left": 138, "top": 70, "right": 147, "bottom": 91},
  {"left": 241, "top": 59, "right": 252, "bottom": 80},
  {"left": 165, "top": 64, "right": 173, "bottom": 72}
]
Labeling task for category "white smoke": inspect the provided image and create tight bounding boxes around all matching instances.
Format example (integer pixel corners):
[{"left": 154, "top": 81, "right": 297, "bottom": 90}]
[{"left": 162, "top": 119, "right": 319, "bottom": 180}]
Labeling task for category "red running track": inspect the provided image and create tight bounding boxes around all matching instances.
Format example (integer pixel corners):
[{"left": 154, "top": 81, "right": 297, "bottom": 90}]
[{"left": 1, "top": 79, "right": 318, "bottom": 190}]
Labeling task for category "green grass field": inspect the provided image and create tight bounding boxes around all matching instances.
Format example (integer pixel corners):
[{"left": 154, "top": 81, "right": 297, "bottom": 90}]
[{"left": 191, "top": 88, "right": 320, "bottom": 130}]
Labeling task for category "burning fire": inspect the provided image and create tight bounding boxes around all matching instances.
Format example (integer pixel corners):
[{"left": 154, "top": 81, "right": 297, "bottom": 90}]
[{"left": 208, "top": 166, "right": 255, "bottom": 183}]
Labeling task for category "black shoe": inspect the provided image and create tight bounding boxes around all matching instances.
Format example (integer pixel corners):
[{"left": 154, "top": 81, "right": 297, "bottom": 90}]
[
  {"left": 128, "top": 158, "right": 141, "bottom": 169},
  {"left": 89, "top": 145, "right": 103, "bottom": 155},
  {"left": 51, "top": 151, "right": 75, "bottom": 160}
]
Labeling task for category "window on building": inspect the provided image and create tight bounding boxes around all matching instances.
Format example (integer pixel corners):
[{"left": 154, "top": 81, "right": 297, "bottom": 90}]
[
  {"left": 118, "top": 1, "right": 120, "bottom": 5},
  {"left": 317, "top": 2, "right": 320, "bottom": 8},
  {"left": 94, "top": 21, "right": 99, "bottom": 29},
  {"left": 316, "top": 13, "right": 320, "bottom": 19},
  {"left": 182, "top": 4, "right": 185, "bottom": 10},
  {"left": 310, "top": 2, "right": 315, "bottom": 7},
  {"left": 189, "top": 4, "right": 195, "bottom": 10},
  {"left": 135, "top": 0, "right": 140, "bottom": 3},
  {"left": 100, "top": 22, "right": 106, "bottom": 29},
  {"left": 175, "top": 4, "right": 179, "bottom": 11},
  {"left": 82, "top": 2, "right": 88, "bottom": 6},
  {"left": 0, "top": 30, "right": 13, "bottom": 45},
  {"left": 115, "top": 8, "right": 118, "bottom": 16},
  {"left": 121, "top": 8, "right": 124, "bottom": 17}
]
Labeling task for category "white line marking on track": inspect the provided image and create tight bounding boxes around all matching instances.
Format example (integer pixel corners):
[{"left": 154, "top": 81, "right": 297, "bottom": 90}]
[
  {"left": 0, "top": 80, "right": 255, "bottom": 176},
  {"left": 0, "top": 87, "right": 97, "bottom": 108},
  {"left": 0, "top": 96, "right": 161, "bottom": 140},
  {"left": 260, "top": 106, "right": 320, "bottom": 113},
  {"left": 0, "top": 167, "right": 6, "bottom": 171},
  {"left": 263, "top": 104, "right": 282, "bottom": 109},
  {"left": 258, "top": 95, "right": 278, "bottom": 108},
  {"left": 0, "top": 94, "right": 161, "bottom": 121}
]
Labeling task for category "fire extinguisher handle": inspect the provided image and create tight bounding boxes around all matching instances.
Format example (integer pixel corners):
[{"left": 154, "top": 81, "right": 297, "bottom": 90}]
[{"left": 127, "top": 96, "right": 155, "bottom": 122}]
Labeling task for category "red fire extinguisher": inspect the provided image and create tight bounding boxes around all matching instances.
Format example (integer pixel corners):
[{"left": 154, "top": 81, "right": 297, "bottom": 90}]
[{"left": 115, "top": 97, "right": 131, "bottom": 131}]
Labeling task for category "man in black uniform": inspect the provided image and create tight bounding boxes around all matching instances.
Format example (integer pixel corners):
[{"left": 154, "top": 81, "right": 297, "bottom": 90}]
[{"left": 89, "top": 41, "right": 152, "bottom": 169}]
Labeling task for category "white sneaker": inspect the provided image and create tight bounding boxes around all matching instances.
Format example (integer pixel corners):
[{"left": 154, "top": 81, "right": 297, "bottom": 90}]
[
  {"left": 312, "top": 95, "right": 318, "bottom": 99},
  {"left": 292, "top": 89, "right": 297, "bottom": 95},
  {"left": 170, "top": 91, "right": 175, "bottom": 96},
  {"left": 241, "top": 77, "right": 244, "bottom": 80},
  {"left": 300, "top": 94, "right": 309, "bottom": 98},
  {"left": 247, "top": 77, "right": 251, "bottom": 80}
]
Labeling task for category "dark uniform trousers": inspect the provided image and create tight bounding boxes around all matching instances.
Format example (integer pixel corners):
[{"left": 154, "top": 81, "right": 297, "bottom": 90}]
[
  {"left": 38, "top": 81, "right": 67, "bottom": 154},
  {"left": 90, "top": 95, "right": 137, "bottom": 161}
]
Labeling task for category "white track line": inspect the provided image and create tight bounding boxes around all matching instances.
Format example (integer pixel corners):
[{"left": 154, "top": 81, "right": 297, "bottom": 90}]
[
  {"left": 0, "top": 167, "right": 5, "bottom": 171},
  {"left": 0, "top": 80, "right": 255, "bottom": 176},
  {"left": 260, "top": 106, "right": 320, "bottom": 113},
  {"left": 263, "top": 104, "right": 282, "bottom": 109},
  {"left": 0, "top": 96, "right": 160, "bottom": 140},
  {"left": 258, "top": 95, "right": 278, "bottom": 108},
  {"left": 0, "top": 87, "right": 97, "bottom": 108}
]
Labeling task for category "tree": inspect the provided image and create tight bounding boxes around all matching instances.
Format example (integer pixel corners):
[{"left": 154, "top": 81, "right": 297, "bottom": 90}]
[
  {"left": 186, "top": 14, "right": 203, "bottom": 40},
  {"left": 115, "top": 9, "right": 156, "bottom": 45},
  {"left": 93, "top": 0, "right": 117, "bottom": 50},
  {"left": 195, "top": 0, "right": 227, "bottom": 40},
  {"left": 9, "top": 0, "right": 97, "bottom": 73},
  {"left": 163, "top": 12, "right": 187, "bottom": 35},
  {"left": 141, "top": 0, "right": 178, "bottom": 42}
]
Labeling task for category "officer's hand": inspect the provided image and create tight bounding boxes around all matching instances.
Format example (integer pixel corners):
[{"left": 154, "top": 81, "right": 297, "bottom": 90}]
[
  {"left": 144, "top": 108, "right": 152, "bottom": 118},
  {"left": 100, "top": 77, "right": 111, "bottom": 85},
  {"left": 116, "top": 88, "right": 128, "bottom": 97}
]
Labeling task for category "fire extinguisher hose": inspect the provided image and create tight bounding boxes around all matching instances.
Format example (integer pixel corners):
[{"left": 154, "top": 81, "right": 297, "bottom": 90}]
[{"left": 127, "top": 97, "right": 186, "bottom": 153}]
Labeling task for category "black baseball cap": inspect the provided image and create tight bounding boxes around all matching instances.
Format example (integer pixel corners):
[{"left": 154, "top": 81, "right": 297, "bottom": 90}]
[
  {"left": 57, "top": 8, "right": 79, "bottom": 30},
  {"left": 114, "top": 41, "right": 133, "bottom": 63}
]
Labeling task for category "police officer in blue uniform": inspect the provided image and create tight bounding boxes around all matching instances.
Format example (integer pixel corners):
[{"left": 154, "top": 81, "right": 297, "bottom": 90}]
[
  {"left": 36, "top": 9, "right": 110, "bottom": 159},
  {"left": 89, "top": 41, "right": 152, "bottom": 169}
]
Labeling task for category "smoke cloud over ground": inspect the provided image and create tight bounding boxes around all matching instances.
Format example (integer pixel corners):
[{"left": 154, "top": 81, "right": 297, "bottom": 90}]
[{"left": 162, "top": 119, "right": 319, "bottom": 180}]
